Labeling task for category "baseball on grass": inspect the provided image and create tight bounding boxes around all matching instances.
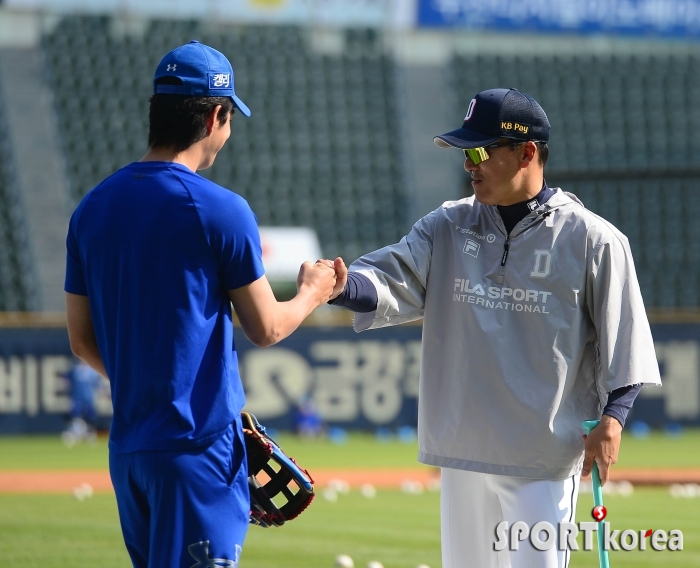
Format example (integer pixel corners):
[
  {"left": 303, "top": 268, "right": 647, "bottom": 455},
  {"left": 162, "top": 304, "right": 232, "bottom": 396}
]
[
  {"left": 415, "top": 564, "right": 431, "bottom": 568},
  {"left": 366, "top": 562, "right": 384, "bottom": 568},
  {"left": 335, "top": 554, "right": 354, "bottom": 568},
  {"left": 360, "top": 483, "right": 377, "bottom": 498}
]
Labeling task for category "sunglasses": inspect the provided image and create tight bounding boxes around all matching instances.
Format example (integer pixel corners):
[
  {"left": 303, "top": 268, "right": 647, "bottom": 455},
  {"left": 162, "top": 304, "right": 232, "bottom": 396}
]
[{"left": 463, "top": 140, "right": 524, "bottom": 165}]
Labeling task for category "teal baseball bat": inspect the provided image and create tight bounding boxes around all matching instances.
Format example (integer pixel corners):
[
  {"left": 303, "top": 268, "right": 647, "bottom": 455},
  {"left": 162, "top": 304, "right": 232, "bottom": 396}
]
[{"left": 582, "top": 419, "right": 610, "bottom": 568}]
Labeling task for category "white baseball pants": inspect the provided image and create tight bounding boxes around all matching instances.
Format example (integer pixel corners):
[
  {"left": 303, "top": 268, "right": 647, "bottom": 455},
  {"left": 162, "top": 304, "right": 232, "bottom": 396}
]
[{"left": 441, "top": 468, "right": 579, "bottom": 568}]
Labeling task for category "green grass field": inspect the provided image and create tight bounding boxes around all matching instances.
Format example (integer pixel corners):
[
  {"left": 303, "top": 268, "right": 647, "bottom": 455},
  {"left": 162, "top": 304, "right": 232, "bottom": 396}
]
[
  {"left": 1, "top": 430, "right": 699, "bottom": 567},
  {"left": 2, "top": 428, "right": 700, "bottom": 471}
]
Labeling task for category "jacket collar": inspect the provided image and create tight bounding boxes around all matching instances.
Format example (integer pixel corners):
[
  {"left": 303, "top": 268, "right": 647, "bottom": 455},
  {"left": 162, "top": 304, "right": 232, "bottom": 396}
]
[{"left": 485, "top": 187, "right": 581, "bottom": 237}]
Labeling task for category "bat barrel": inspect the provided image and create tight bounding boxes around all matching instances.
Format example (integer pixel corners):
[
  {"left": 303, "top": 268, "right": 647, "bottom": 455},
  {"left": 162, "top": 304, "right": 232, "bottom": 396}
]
[{"left": 582, "top": 419, "right": 611, "bottom": 568}]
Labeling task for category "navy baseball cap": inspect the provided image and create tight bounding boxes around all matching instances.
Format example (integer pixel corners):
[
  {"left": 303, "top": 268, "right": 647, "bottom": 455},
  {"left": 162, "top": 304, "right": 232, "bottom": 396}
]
[
  {"left": 434, "top": 88, "right": 549, "bottom": 149},
  {"left": 154, "top": 40, "right": 251, "bottom": 117}
]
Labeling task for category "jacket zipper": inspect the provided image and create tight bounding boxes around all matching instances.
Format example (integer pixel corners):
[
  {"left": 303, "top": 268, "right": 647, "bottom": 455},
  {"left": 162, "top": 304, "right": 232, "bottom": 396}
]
[
  {"left": 497, "top": 235, "right": 510, "bottom": 284},
  {"left": 495, "top": 208, "right": 552, "bottom": 285}
]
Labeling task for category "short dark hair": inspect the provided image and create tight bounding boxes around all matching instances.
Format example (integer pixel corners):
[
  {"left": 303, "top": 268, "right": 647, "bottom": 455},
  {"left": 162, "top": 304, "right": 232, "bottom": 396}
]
[
  {"left": 148, "top": 77, "right": 234, "bottom": 152},
  {"left": 535, "top": 142, "right": 549, "bottom": 166},
  {"left": 508, "top": 140, "right": 548, "bottom": 167}
]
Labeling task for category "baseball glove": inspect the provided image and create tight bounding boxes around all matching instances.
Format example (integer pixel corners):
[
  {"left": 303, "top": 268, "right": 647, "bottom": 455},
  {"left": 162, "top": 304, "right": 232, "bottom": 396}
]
[{"left": 242, "top": 411, "right": 315, "bottom": 528}]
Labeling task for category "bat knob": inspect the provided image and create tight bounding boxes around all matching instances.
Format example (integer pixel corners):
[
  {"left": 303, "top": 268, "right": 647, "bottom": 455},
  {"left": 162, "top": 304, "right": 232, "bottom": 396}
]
[{"left": 581, "top": 419, "right": 601, "bottom": 435}]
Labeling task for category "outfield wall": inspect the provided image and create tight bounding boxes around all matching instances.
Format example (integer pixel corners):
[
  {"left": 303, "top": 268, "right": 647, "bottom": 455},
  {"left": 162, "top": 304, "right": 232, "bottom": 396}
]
[{"left": 0, "top": 322, "right": 698, "bottom": 434}]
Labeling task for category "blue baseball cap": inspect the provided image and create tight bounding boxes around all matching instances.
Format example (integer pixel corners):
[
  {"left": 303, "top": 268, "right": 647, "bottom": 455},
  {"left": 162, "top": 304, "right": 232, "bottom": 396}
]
[
  {"left": 434, "top": 88, "right": 549, "bottom": 149},
  {"left": 154, "top": 40, "right": 251, "bottom": 117}
]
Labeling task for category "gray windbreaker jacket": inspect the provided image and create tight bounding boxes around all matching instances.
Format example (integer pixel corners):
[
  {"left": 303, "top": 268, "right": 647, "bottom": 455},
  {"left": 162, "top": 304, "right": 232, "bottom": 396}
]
[{"left": 350, "top": 188, "right": 661, "bottom": 480}]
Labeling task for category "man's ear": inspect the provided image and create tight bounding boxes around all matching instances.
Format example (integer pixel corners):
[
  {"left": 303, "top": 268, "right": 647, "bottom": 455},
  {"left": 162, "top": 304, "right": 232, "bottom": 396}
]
[
  {"left": 520, "top": 141, "right": 537, "bottom": 167},
  {"left": 205, "top": 104, "right": 223, "bottom": 135}
]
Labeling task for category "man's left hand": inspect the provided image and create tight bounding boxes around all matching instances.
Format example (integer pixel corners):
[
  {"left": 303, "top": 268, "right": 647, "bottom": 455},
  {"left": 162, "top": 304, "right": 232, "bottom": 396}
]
[{"left": 581, "top": 414, "right": 622, "bottom": 486}]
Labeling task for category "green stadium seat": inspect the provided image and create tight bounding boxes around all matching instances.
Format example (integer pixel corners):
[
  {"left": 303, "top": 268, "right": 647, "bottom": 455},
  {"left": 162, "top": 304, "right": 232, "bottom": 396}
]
[{"left": 450, "top": 51, "right": 700, "bottom": 308}]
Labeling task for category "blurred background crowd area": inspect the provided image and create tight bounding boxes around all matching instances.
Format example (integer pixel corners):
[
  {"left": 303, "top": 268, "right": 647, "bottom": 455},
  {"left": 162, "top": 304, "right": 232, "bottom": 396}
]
[{"left": 0, "top": 0, "right": 699, "bottom": 313}]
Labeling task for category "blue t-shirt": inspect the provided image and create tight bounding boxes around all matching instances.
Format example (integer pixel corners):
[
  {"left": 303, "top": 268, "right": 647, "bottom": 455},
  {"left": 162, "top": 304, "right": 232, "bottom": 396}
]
[{"left": 65, "top": 161, "right": 265, "bottom": 453}]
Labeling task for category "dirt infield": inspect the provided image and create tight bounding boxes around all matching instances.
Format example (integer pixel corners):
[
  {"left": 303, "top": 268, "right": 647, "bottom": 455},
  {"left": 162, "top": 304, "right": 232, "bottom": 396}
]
[
  {"left": 1, "top": 468, "right": 699, "bottom": 494},
  {"left": 0, "top": 468, "right": 439, "bottom": 494}
]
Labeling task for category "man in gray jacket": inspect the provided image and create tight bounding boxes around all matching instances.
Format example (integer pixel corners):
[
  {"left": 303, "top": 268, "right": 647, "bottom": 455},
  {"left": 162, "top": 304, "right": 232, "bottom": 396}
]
[{"left": 328, "top": 88, "right": 661, "bottom": 568}]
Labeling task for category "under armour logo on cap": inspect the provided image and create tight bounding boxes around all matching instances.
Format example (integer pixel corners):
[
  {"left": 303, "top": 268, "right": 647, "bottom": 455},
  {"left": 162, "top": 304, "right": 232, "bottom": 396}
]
[{"left": 153, "top": 41, "right": 251, "bottom": 116}]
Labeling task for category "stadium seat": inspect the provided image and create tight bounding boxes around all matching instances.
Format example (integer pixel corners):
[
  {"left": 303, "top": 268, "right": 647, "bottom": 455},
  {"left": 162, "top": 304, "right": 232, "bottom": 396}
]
[
  {"left": 40, "top": 16, "right": 408, "bottom": 264},
  {"left": 450, "top": 51, "right": 700, "bottom": 308},
  {"left": 0, "top": 83, "right": 35, "bottom": 310}
]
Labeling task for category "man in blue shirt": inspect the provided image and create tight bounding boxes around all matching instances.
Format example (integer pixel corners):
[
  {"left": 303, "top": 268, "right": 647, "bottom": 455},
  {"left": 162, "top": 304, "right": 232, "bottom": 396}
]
[
  {"left": 65, "top": 41, "right": 336, "bottom": 568},
  {"left": 61, "top": 357, "right": 103, "bottom": 445}
]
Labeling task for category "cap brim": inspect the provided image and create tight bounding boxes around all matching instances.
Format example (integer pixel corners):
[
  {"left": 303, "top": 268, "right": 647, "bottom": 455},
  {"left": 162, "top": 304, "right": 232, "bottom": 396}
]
[
  {"left": 433, "top": 127, "right": 499, "bottom": 149},
  {"left": 232, "top": 94, "right": 251, "bottom": 117}
]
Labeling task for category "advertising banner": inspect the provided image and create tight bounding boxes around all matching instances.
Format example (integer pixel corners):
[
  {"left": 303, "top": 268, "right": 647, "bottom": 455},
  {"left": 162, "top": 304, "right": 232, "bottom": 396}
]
[
  {"left": 417, "top": 0, "right": 700, "bottom": 38},
  {"left": 3, "top": 0, "right": 404, "bottom": 28},
  {"left": 0, "top": 328, "right": 112, "bottom": 433},
  {"left": 0, "top": 322, "right": 699, "bottom": 434}
]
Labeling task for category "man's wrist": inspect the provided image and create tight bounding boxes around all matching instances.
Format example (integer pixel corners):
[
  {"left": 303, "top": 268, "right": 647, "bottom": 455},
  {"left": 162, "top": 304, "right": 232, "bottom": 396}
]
[
  {"left": 328, "top": 290, "right": 344, "bottom": 302},
  {"left": 295, "top": 285, "right": 325, "bottom": 310},
  {"left": 601, "top": 413, "right": 624, "bottom": 430},
  {"left": 327, "top": 273, "right": 377, "bottom": 312}
]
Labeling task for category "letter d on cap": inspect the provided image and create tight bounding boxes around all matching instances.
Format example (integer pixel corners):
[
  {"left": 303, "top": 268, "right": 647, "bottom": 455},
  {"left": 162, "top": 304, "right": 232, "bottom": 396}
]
[{"left": 464, "top": 99, "right": 476, "bottom": 121}]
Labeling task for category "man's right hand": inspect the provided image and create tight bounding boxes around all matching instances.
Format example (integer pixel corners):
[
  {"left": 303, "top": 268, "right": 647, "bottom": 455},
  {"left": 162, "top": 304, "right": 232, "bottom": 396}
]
[
  {"left": 330, "top": 257, "right": 348, "bottom": 300},
  {"left": 297, "top": 260, "right": 337, "bottom": 306},
  {"left": 230, "top": 261, "right": 336, "bottom": 348}
]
